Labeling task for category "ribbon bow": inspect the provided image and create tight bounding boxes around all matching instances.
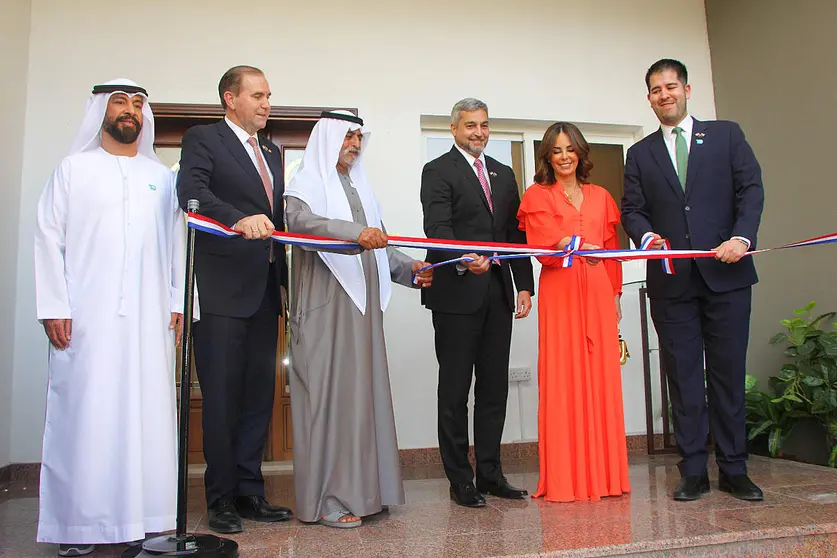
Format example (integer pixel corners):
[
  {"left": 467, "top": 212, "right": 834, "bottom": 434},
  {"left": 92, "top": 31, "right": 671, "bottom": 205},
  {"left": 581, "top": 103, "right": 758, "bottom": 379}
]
[{"left": 561, "top": 236, "right": 583, "bottom": 268}]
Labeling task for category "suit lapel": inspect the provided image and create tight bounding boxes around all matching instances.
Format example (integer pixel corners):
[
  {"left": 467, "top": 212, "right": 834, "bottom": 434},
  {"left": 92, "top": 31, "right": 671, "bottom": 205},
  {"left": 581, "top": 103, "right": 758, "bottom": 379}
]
[
  {"left": 258, "top": 135, "right": 284, "bottom": 214},
  {"left": 649, "top": 128, "right": 685, "bottom": 200},
  {"left": 216, "top": 121, "right": 267, "bottom": 197},
  {"left": 684, "top": 119, "right": 706, "bottom": 199},
  {"left": 449, "top": 147, "right": 493, "bottom": 216},
  {"left": 485, "top": 157, "right": 506, "bottom": 220}
]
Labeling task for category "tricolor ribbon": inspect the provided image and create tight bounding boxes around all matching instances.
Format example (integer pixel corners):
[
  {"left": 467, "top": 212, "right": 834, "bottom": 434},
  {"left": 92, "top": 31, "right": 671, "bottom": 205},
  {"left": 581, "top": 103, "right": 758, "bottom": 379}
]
[
  {"left": 186, "top": 213, "right": 837, "bottom": 275},
  {"left": 640, "top": 235, "right": 675, "bottom": 274},
  {"left": 561, "top": 236, "right": 583, "bottom": 268}
]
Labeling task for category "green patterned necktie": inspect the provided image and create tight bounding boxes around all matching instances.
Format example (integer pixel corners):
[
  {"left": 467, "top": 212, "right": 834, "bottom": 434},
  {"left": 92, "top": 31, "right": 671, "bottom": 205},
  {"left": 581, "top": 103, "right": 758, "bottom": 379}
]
[{"left": 673, "top": 126, "right": 688, "bottom": 190}]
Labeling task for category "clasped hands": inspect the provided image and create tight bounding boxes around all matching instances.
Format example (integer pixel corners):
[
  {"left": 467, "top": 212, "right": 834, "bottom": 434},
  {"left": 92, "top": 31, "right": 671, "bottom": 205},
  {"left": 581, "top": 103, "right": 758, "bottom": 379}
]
[{"left": 643, "top": 233, "right": 748, "bottom": 263}]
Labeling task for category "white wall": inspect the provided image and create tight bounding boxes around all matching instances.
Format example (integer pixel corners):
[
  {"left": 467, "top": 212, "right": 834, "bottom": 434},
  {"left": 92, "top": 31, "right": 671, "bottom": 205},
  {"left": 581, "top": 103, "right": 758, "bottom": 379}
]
[
  {"left": 0, "top": 0, "right": 32, "bottom": 467},
  {"left": 9, "top": 0, "right": 716, "bottom": 461}
]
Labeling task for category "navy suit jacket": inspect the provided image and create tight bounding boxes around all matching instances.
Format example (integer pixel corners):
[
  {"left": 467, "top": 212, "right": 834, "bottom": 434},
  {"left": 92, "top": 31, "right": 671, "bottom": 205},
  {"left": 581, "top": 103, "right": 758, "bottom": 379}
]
[
  {"left": 177, "top": 120, "right": 287, "bottom": 317},
  {"left": 621, "top": 119, "right": 764, "bottom": 298}
]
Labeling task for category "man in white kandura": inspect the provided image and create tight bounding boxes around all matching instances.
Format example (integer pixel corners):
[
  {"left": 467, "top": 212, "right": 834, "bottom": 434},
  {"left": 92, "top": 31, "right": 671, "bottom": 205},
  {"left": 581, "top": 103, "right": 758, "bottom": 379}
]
[
  {"left": 284, "top": 110, "right": 433, "bottom": 528},
  {"left": 34, "top": 78, "right": 190, "bottom": 557}
]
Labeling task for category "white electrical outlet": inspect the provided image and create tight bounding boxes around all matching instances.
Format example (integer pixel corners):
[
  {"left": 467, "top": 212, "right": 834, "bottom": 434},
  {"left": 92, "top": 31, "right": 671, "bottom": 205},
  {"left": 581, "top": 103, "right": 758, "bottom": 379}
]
[{"left": 508, "top": 366, "right": 531, "bottom": 383}]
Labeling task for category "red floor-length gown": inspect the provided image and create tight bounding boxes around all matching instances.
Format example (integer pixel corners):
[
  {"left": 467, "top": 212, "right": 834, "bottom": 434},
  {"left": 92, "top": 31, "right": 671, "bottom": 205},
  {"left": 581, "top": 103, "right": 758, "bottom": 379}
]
[{"left": 518, "top": 182, "right": 631, "bottom": 502}]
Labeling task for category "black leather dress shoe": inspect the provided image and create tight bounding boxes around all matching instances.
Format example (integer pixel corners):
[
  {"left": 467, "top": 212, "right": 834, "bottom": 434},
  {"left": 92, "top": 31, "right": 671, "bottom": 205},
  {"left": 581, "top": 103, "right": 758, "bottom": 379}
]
[
  {"left": 234, "top": 495, "right": 294, "bottom": 522},
  {"left": 477, "top": 477, "right": 528, "bottom": 500},
  {"left": 450, "top": 483, "right": 486, "bottom": 508},
  {"left": 673, "top": 475, "right": 710, "bottom": 501},
  {"left": 719, "top": 473, "right": 763, "bottom": 501},
  {"left": 208, "top": 497, "right": 243, "bottom": 534}
]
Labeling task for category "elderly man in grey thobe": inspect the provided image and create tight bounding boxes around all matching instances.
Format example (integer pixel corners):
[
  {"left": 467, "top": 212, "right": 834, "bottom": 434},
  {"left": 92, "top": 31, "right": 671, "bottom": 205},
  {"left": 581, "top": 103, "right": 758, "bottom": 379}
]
[{"left": 284, "top": 110, "right": 432, "bottom": 528}]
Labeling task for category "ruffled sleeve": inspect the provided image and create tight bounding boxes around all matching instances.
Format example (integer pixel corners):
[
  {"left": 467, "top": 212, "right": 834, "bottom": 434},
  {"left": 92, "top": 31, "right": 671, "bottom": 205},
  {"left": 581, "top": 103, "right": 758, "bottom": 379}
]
[
  {"left": 602, "top": 189, "right": 623, "bottom": 295},
  {"left": 517, "top": 186, "right": 571, "bottom": 268}
]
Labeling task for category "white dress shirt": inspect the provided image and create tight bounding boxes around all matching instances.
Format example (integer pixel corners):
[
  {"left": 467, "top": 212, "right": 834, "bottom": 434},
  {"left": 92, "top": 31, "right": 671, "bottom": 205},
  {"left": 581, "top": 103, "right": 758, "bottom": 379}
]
[
  {"left": 224, "top": 116, "right": 274, "bottom": 185},
  {"left": 642, "top": 114, "right": 750, "bottom": 249}
]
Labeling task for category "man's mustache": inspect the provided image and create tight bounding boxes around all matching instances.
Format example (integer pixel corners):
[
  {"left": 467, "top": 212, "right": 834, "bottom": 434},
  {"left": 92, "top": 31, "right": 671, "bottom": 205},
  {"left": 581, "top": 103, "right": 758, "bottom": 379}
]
[
  {"left": 118, "top": 115, "right": 140, "bottom": 126},
  {"left": 342, "top": 147, "right": 360, "bottom": 156}
]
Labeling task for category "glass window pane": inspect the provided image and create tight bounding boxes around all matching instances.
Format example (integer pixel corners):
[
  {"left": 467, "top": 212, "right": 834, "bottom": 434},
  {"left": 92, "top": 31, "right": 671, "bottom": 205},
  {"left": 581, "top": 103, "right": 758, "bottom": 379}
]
[
  {"left": 155, "top": 146, "right": 181, "bottom": 172},
  {"left": 284, "top": 148, "right": 305, "bottom": 185}
]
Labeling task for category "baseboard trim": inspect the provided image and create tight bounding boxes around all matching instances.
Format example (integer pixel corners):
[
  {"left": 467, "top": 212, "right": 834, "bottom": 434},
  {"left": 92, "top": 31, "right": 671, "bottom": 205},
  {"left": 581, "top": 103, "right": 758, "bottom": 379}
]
[
  {"left": 0, "top": 462, "right": 40, "bottom": 484},
  {"left": 398, "top": 434, "right": 665, "bottom": 467},
  {"left": 2, "top": 435, "right": 665, "bottom": 483}
]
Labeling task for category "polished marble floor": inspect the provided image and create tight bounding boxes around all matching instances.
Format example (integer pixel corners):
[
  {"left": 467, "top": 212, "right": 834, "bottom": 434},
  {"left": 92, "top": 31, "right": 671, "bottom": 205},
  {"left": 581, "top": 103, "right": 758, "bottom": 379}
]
[{"left": 3, "top": 454, "right": 837, "bottom": 557}]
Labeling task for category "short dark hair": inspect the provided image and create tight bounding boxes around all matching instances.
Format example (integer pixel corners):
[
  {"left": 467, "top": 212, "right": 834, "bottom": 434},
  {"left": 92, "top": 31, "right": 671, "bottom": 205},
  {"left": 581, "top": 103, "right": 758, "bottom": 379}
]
[
  {"left": 533, "top": 122, "right": 593, "bottom": 186},
  {"left": 218, "top": 65, "right": 264, "bottom": 110},
  {"left": 645, "top": 59, "right": 688, "bottom": 91}
]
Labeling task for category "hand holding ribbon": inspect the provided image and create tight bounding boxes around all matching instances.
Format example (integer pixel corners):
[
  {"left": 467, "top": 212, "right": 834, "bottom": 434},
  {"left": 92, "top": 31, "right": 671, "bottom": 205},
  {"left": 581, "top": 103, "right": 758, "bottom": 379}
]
[
  {"left": 358, "top": 227, "right": 388, "bottom": 250},
  {"left": 411, "top": 261, "right": 433, "bottom": 287}
]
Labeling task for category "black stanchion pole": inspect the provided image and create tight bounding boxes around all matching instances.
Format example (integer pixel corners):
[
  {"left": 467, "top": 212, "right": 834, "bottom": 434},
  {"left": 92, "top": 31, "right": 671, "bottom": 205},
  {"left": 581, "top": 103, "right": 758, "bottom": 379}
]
[
  {"left": 127, "top": 200, "right": 238, "bottom": 557},
  {"left": 174, "top": 198, "right": 198, "bottom": 537}
]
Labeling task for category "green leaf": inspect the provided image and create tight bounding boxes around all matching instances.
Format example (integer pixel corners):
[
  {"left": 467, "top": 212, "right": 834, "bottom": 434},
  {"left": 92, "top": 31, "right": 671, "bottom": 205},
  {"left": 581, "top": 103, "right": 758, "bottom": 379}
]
[
  {"left": 780, "top": 364, "right": 799, "bottom": 375},
  {"left": 829, "top": 421, "right": 837, "bottom": 439},
  {"left": 781, "top": 319, "right": 792, "bottom": 328},
  {"left": 820, "top": 335, "right": 837, "bottom": 357},
  {"left": 812, "top": 312, "right": 837, "bottom": 329},
  {"left": 745, "top": 375, "right": 757, "bottom": 392},
  {"left": 784, "top": 394, "right": 803, "bottom": 403},
  {"left": 769, "top": 428, "right": 783, "bottom": 456},
  {"left": 830, "top": 444, "right": 837, "bottom": 468},
  {"left": 769, "top": 332, "right": 789, "bottom": 345},
  {"left": 803, "top": 376, "right": 825, "bottom": 387},
  {"left": 797, "top": 338, "right": 815, "bottom": 353},
  {"left": 794, "top": 307, "right": 808, "bottom": 315},
  {"left": 806, "top": 301, "right": 817, "bottom": 312},
  {"left": 748, "top": 420, "right": 774, "bottom": 441}
]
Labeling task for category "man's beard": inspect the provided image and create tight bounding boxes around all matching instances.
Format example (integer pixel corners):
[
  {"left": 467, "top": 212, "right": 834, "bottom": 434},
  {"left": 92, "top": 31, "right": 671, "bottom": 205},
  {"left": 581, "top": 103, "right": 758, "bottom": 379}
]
[
  {"left": 456, "top": 137, "right": 485, "bottom": 156},
  {"left": 339, "top": 147, "right": 360, "bottom": 169},
  {"left": 103, "top": 114, "right": 142, "bottom": 144}
]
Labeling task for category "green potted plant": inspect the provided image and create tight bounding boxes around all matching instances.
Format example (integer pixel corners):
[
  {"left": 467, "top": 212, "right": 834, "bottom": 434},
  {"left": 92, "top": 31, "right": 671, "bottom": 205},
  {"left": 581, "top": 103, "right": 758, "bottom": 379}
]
[{"left": 746, "top": 302, "right": 837, "bottom": 466}]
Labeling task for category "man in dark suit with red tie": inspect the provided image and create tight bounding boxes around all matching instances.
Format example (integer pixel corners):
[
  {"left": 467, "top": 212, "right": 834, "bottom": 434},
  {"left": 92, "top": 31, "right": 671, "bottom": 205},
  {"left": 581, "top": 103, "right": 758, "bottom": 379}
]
[
  {"left": 621, "top": 59, "right": 765, "bottom": 502},
  {"left": 177, "top": 65, "right": 292, "bottom": 533},
  {"left": 421, "top": 98, "right": 535, "bottom": 508}
]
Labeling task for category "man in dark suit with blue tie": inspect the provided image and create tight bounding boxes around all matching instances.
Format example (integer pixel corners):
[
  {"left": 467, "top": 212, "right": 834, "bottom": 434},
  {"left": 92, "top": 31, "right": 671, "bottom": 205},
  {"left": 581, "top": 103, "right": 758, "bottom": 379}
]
[
  {"left": 177, "top": 66, "right": 293, "bottom": 533},
  {"left": 621, "top": 59, "right": 765, "bottom": 502}
]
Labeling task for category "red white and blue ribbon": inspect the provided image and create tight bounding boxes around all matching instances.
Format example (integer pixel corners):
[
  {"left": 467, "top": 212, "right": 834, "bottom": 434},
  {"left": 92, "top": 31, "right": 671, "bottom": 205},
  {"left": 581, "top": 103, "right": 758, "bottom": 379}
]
[
  {"left": 561, "top": 236, "right": 583, "bottom": 268},
  {"left": 186, "top": 213, "right": 837, "bottom": 273},
  {"left": 640, "top": 235, "right": 675, "bottom": 274}
]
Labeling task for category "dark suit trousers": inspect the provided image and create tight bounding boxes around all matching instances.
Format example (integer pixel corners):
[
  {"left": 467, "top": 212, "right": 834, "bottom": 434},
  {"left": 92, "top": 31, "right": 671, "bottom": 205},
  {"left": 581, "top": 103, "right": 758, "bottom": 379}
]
[
  {"left": 194, "top": 265, "right": 279, "bottom": 507},
  {"left": 650, "top": 265, "right": 750, "bottom": 477},
  {"left": 433, "top": 267, "right": 512, "bottom": 486}
]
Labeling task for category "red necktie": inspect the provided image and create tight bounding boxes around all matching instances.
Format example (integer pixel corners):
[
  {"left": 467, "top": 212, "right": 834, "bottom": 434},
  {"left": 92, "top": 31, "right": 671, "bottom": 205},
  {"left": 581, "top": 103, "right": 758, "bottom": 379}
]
[
  {"left": 247, "top": 137, "right": 274, "bottom": 212},
  {"left": 474, "top": 159, "right": 493, "bottom": 213},
  {"left": 474, "top": 158, "right": 499, "bottom": 265},
  {"left": 247, "top": 137, "right": 275, "bottom": 262}
]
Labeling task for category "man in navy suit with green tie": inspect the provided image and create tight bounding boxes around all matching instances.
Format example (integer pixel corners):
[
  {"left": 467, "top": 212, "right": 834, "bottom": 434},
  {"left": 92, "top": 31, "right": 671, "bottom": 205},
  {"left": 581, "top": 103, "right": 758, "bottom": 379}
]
[{"left": 621, "top": 59, "right": 765, "bottom": 502}]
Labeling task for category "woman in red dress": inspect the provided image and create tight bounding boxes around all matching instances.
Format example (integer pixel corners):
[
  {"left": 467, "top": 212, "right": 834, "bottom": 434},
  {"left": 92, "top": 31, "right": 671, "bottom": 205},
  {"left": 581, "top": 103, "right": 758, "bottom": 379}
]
[{"left": 518, "top": 122, "right": 630, "bottom": 502}]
